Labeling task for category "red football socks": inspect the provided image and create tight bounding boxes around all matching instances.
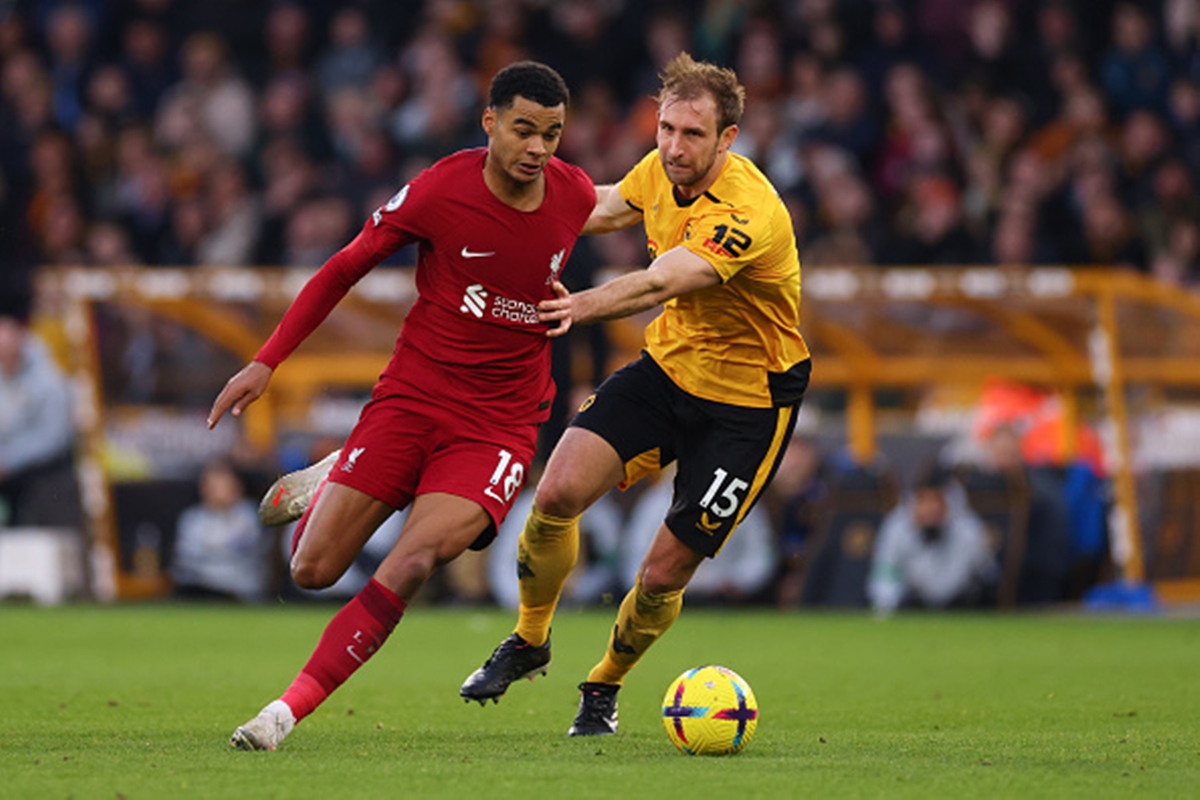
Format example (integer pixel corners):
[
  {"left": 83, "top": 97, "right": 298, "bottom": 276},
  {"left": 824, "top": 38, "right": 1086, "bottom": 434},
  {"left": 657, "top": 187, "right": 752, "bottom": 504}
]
[{"left": 280, "top": 578, "right": 407, "bottom": 721}]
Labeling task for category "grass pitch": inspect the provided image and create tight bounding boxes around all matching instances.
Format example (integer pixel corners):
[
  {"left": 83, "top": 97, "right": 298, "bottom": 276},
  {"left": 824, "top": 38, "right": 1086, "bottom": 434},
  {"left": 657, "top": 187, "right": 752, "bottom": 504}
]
[{"left": 1, "top": 603, "right": 1197, "bottom": 799}]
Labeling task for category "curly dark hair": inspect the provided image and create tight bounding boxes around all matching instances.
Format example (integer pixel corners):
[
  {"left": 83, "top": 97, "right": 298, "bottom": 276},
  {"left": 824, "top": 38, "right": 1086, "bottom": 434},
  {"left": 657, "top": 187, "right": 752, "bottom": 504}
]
[{"left": 488, "top": 61, "right": 570, "bottom": 111}]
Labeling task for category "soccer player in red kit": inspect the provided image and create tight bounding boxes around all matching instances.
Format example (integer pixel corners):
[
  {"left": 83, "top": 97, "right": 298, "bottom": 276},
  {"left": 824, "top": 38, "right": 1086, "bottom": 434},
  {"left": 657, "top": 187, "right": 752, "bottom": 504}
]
[{"left": 206, "top": 61, "right": 595, "bottom": 751}]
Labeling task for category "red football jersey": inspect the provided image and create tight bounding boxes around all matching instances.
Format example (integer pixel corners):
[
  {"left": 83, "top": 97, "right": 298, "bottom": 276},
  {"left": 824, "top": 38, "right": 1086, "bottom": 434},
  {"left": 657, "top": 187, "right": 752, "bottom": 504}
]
[{"left": 256, "top": 148, "right": 595, "bottom": 427}]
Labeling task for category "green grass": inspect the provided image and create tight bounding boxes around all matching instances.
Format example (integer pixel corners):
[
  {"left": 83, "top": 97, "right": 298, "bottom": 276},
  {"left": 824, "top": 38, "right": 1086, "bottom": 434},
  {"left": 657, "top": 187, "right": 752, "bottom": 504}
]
[{"left": 1, "top": 604, "right": 1198, "bottom": 799}]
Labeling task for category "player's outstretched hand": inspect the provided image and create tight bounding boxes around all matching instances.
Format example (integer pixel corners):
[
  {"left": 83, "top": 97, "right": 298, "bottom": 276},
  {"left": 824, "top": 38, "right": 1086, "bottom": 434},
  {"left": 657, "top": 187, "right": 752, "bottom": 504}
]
[
  {"left": 539, "top": 280, "right": 573, "bottom": 338},
  {"left": 207, "top": 361, "right": 273, "bottom": 429}
]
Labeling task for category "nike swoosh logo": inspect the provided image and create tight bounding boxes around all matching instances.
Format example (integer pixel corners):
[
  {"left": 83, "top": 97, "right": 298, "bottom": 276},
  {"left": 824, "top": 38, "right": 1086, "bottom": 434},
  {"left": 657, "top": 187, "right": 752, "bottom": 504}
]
[{"left": 461, "top": 247, "right": 496, "bottom": 258}]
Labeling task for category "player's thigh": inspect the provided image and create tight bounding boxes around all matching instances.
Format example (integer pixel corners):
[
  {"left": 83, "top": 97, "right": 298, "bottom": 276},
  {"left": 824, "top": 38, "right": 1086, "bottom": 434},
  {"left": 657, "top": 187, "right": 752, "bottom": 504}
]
[
  {"left": 386, "top": 492, "right": 493, "bottom": 567},
  {"left": 535, "top": 426, "right": 626, "bottom": 516},
  {"left": 565, "top": 354, "right": 679, "bottom": 498},
  {"left": 374, "top": 492, "right": 492, "bottom": 599},
  {"left": 294, "top": 482, "right": 396, "bottom": 579}
]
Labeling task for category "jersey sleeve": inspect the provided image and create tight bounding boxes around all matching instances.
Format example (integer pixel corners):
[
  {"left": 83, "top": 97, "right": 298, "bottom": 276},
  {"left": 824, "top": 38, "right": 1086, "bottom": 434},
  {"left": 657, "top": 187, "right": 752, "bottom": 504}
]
[
  {"left": 616, "top": 150, "right": 660, "bottom": 213},
  {"left": 369, "top": 163, "right": 438, "bottom": 240},
  {"left": 682, "top": 192, "right": 780, "bottom": 283},
  {"left": 575, "top": 165, "right": 598, "bottom": 224}
]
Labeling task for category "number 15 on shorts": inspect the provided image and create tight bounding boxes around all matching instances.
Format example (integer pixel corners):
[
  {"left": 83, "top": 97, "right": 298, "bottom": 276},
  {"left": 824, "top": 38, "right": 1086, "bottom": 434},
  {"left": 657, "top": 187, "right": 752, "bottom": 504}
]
[{"left": 700, "top": 467, "right": 748, "bottom": 518}]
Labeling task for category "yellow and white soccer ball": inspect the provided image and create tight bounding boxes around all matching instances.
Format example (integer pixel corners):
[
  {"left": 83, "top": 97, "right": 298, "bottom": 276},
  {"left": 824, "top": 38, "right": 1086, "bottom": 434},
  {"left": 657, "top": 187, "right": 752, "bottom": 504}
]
[{"left": 661, "top": 665, "right": 758, "bottom": 756}]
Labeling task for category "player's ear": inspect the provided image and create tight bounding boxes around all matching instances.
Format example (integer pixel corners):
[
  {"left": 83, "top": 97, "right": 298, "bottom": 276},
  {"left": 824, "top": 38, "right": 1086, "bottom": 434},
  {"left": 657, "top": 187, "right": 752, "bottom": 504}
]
[
  {"left": 482, "top": 106, "right": 497, "bottom": 137},
  {"left": 718, "top": 123, "right": 738, "bottom": 153}
]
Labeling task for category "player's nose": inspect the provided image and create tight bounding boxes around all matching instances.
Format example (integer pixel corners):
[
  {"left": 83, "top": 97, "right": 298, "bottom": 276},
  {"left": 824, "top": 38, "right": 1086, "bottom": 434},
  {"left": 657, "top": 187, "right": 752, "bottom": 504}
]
[
  {"left": 526, "top": 137, "right": 547, "bottom": 157},
  {"left": 663, "top": 132, "right": 684, "bottom": 158}
]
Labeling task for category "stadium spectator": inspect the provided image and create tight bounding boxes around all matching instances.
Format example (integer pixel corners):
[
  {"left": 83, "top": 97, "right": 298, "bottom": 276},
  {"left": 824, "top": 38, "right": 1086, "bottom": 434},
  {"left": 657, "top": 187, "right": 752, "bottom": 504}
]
[
  {"left": 119, "top": 17, "right": 176, "bottom": 120},
  {"left": 873, "top": 62, "right": 947, "bottom": 205},
  {"left": 0, "top": 286, "right": 81, "bottom": 529},
  {"left": 808, "top": 66, "right": 882, "bottom": 170},
  {"left": 171, "top": 457, "right": 269, "bottom": 602},
  {"left": 195, "top": 156, "right": 260, "bottom": 266},
  {"left": 885, "top": 173, "right": 979, "bottom": 266},
  {"left": 961, "top": 93, "right": 1030, "bottom": 230},
  {"left": 388, "top": 26, "right": 479, "bottom": 158},
  {"left": 257, "top": 71, "right": 332, "bottom": 165},
  {"left": 160, "top": 31, "right": 256, "bottom": 159},
  {"left": 980, "top": 424, "right": 1073, "bottom": 606},
  {"left": 42, "top": 2, "right": 97, "bottom": 134},
  {"left": 1029, "top": 1, "right": 1089, "bottom": 122},
  {"left": 526, "top": 0, "right": 628, "bottom": 106},
  {"left": 781, "top": 50, "right": 826, "bottom": 143},
  {"left": 1168, "top": 75, "right": 1200, "bottom": 155},
  {"left": 854, "top": 1, "right": 937, "bottom": 104},
  {"left": 1078, "top": 190, "right": 1148, "bottom": 270},
  {"left": 250, "top": 2, "right": 314, "bottom": 89},
  {"left": 763, "top": 433, "right": 830, "bottom": 609},
  {"left": 25, "top": 127, "right": 87, "bottom": 264},
  {"left": 314, "top": 6, "right": 384, "bottom": 101},
  {"left": 85, "top": 218, "right": 140, "bottom": 266},
  {"left": 1142, "top": 157, "right": 1199, "bottom": 250},
  {"left": 158, "top": 196, "right": 206, "bottom": 266},
  {"left": 868, "top": 464, "right": 996, "bottom": 615},
  {"left": 280, "top": 196, "right": 353, "bottom": 268},
  {"left": 109, "top": 123, "right": 173, "bottom": 263},
  {"left": 988, "top": 206, "right": 1047, "bottom": 266},
  {"left": 1119, "top": 108, "right": 1173, "bottom": 208},
  {"left": 252, "top": 136, "right": 321, "bottom": 266},
  {"left": 803, "top": 168, "right": 886, "bottom": 266},
  {"left": 1101, "top": 2, "right": 1173, "bottom": 117},
  {"left": 473, "top": 0, "right": 532, "bottom": 91}
]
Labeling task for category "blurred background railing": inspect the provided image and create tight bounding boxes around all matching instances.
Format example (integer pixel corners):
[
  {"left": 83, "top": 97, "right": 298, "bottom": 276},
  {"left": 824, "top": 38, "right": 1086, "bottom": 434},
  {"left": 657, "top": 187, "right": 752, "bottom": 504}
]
[{"left": 20, "top": 263, "right": 1200, "bottom": 606}]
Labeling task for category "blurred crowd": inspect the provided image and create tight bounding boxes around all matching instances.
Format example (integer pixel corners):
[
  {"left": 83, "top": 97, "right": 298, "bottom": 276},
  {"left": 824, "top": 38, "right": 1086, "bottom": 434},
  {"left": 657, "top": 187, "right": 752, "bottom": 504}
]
[
  {"left": 164, "top": 421, "right": 1102, "bottom": 611},
  {"left": 2, "top": 0, "right": 1199, "bottom": 298},
  {"left": 2, "top": 0, "right": 1194, "bottom": 606}
]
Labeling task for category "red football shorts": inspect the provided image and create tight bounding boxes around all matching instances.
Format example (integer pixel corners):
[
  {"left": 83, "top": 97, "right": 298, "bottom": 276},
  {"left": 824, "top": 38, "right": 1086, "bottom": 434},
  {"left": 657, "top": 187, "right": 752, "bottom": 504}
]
[{"left": 327, "top": 383, "right": 538, "bottom": 533}]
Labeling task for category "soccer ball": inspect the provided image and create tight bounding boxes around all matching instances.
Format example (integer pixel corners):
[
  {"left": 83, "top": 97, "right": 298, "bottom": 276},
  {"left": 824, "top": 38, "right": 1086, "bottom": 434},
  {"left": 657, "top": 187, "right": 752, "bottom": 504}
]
[{"left": 661, "top": 665, "right": 758, "bottom": 756}]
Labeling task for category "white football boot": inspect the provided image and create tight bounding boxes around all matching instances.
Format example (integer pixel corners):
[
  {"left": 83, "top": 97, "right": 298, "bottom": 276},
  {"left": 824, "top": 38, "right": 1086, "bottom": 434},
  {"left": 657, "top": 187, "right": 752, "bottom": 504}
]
[
  {"left": 230, "top": 700, "right": 296, "bottom": 751},
  {"left": 258, "top": 449, "right": 340, "bottom": 526}
]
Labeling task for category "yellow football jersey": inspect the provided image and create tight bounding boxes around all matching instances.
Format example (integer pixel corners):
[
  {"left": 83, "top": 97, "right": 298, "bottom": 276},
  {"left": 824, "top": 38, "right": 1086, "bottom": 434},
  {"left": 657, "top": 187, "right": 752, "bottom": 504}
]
[{"left": 618, "top": 150, "right": 811, "bottom": 408}]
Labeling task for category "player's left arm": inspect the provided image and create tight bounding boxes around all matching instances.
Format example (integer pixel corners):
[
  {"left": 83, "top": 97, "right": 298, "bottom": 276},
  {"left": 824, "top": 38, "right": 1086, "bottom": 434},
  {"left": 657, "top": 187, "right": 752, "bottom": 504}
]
[{"left": 539, "top": 245, "right": 719, "bottom": 337}]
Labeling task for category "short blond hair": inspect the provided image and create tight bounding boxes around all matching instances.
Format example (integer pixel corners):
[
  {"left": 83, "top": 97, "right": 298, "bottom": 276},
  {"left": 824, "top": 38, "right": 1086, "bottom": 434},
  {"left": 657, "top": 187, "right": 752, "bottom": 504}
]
[{"left": 657, "top": 52, "right": 745, "bottom": 132}]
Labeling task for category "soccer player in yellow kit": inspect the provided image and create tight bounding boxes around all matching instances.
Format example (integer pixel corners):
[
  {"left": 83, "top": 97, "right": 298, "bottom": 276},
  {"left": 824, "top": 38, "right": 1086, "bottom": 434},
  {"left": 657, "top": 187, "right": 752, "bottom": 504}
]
[{"left": 460, "top": 52, "right": 813, "bottom": 736}]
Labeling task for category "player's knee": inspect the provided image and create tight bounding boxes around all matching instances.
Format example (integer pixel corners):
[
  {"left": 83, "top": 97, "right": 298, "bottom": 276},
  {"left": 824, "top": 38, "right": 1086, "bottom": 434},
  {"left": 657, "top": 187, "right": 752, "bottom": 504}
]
[
  {"left": 381, "top": 554, "right": 435, "bottom": 600},
  {"left": 637, "top": 561, "right": 690, "bottom": 596},
  {"left": 290, "top": 554, "right": 340, "bottom": 590},
  {"left": 532, "top": 476, "right": 585, "bottom": 518}
]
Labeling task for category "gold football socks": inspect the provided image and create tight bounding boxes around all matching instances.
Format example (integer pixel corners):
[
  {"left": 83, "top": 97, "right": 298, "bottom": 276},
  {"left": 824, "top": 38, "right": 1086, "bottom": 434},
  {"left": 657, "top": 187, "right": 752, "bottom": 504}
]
[
  {"left": 514, "top": 505, "right": 579, "bottom": 647},
  {"left": 587, "top": 576, "right": 684, "bottom": 685}
]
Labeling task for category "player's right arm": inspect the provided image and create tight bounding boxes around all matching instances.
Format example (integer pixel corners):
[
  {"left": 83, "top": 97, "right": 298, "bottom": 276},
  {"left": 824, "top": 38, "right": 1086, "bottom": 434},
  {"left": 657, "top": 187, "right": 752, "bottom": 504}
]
[
  {"left": 207, "top": 360, "right": 272, "bottom": 429},
  {"left": 207, "top": 209, "right": 414, "bottom": 429},
  {"left": 582, "top": 184, "right": 642, "bottom": 235}
]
